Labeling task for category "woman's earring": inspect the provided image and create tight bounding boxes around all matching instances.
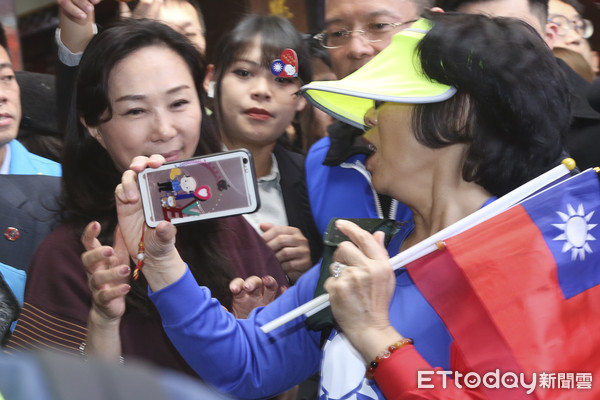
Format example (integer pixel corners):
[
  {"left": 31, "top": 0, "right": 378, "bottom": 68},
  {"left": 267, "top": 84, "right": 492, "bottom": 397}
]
[{"left": 207, "top": 81, "right": 215, "bottom": 98}]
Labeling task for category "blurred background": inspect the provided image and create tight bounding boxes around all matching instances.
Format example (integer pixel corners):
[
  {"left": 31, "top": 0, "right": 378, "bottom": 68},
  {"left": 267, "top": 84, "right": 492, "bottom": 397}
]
[
  {"left": 3, "top": 0, "right": 600, "bottom": 74},
  {"left": 0, "top": 0, "right": 326, "bottom": 73}
]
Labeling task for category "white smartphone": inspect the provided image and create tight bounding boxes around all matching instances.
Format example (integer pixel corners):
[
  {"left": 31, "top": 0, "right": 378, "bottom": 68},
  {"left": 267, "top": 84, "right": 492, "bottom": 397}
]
[{"left": 138, "top": 149, "right": 260, "bottom": 227}]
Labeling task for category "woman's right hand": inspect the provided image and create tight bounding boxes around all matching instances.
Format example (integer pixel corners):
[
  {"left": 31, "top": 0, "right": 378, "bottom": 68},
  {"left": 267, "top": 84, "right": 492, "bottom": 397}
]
[
  {"left": 81, "top": 221, "right": 130, "bottom": 361},
  {"left": 81, "top": 221, "right": 131, "bottom": 323},
  {"left": 115, "top": 155, "right": 187, "bottom": 291}
]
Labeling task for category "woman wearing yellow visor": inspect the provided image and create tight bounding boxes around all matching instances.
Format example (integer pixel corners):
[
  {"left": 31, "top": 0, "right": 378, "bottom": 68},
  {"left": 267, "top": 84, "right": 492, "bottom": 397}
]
[{"left": 88, "top": 11, "right": 570, "bottom": 399}]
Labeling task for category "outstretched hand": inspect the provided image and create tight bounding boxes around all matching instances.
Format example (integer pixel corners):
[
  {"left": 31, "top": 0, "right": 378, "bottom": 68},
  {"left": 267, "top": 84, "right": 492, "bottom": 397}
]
[
  {"left": 229, "top": 275, "right": 285, "bottom": 319},
  {"left": 81, "top": 221, "right": 130, "bottom": 323}
]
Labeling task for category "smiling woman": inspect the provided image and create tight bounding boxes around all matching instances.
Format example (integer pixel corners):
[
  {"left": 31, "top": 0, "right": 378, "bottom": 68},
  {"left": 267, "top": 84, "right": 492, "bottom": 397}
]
[
  {"left": 84, "top": 45, "right": 201, "bottom": 171},
  {"left": 5, "top": 18, "right": 289, "bottom": 377},
  {"left": 78, "top": 11, "right": 574, "bottom": 400}
]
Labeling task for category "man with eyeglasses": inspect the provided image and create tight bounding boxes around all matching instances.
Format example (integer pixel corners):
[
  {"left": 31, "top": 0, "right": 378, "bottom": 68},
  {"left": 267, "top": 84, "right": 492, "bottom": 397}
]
[
  {"left": 303, "top": 2, "right": 433, "bottom": 395},
  {"left": 305, "top": 0, "right": 437, "bottom": 238},
  {"left": 439, "top": 0, "right": 600, "bottom": 171},
  {"left": 548, "top": 0, "right": 598, "bottom": 76}
]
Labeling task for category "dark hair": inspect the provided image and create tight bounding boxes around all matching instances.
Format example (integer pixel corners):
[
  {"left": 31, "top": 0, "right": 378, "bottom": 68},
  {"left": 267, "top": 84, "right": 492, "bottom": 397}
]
[
  {"left": 61, "top": 19, "right": 233, "bottom": 310},
  {"left": 411, "top": 11, "right": 570, "bottom": 197},
  {"left": 183, "top": 0, "right": 206, "bottom": 34},
  {"left": 439, "top": 0, "right": 549, "bottom": 27},
  {"left": 124, "top": 0, "right": 206, "bottom": 33},
  {"left": 304, "top": 33, "right": 331, "bottom": 69},
  {"left": 555, "top": 0, "right": 584, "bottom": 15},
  {"left": 0, "top": 21, "right": 6, "bottom": 51},
  {"left": 211, "top": 14, "right": 313, "bottom": 133}
]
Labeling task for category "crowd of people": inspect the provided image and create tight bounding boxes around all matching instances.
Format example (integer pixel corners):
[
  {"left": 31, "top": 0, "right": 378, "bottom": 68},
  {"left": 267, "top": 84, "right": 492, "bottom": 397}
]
[{"left": 0, "top": 0, "right": 599, "bottom": 399}]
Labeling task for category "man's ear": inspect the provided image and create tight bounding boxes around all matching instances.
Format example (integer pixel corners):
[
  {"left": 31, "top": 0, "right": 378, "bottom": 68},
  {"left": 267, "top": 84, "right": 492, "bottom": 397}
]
[
  {"left": 204, "top": 64, "right": 215, "bottom": 98},
  {"left": 544, "top": 22, "right": 558, "bottom": 49},
  {"left": 81, "top": 117, "right": 106, "bottom": 149}
]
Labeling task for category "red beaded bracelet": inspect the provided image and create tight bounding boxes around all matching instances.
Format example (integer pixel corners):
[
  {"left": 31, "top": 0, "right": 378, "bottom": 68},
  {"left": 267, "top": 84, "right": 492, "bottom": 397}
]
[{"left": 365, "top": 338, "right": 414, "bottom": 380}]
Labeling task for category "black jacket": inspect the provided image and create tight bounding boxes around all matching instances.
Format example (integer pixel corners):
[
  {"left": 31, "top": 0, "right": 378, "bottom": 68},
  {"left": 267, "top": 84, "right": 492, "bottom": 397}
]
[
  {"left": 0, "top": 174, "right": 61, "bottom": 272},
  {"left": 273, "top": 144, "right": 324, "bottom": 266},
  {"left": 558, "top": 59, "right": 600, "bottom": 170}
]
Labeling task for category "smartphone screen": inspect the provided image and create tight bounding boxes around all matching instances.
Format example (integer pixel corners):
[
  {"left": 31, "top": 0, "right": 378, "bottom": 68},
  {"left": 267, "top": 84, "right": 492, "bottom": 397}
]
[{"left": 138, "top": 150, "right": 260, "bottom": 227}]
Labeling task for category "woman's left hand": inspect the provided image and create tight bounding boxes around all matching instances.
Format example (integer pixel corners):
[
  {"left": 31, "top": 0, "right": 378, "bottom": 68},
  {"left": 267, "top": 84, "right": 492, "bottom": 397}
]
[
  {"left": 259, "top": 223, "right": 312, "bottom": 283},
  {"left": 324, "top": 219, "right": 403, "bottom": 361},
  {"left": 229, "top": 275, "right": 285, "bottom": 319}
]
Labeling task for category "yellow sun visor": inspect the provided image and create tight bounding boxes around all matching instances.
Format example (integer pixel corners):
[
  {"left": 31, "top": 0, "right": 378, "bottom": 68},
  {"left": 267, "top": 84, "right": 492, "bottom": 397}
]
[{"left": 302, "top": 19, "right": 457, "bottom": 129}]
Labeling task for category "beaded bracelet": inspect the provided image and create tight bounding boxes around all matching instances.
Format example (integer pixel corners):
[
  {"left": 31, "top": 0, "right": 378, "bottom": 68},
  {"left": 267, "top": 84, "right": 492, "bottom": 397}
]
[{"left": 365, "top": 338, "right": 414, "bottom": 380}]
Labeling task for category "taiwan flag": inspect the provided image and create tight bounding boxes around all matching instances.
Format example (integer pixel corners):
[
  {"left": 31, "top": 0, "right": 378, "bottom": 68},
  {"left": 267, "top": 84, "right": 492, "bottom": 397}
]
[{"left": 406, "top": 168, "right": 600, "bottom": 399}]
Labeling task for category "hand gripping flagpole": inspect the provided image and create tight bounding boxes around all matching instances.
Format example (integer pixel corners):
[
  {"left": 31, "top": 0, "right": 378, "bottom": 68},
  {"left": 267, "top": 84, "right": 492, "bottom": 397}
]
[{"left": 260, "top": 159, "right": 577, "bottom": 334}]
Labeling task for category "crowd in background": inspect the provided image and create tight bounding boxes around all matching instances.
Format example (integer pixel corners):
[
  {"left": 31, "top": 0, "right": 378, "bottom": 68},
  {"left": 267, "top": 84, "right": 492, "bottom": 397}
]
[{"left": 0, "top": 0, "right": 599, "bottom": 399}]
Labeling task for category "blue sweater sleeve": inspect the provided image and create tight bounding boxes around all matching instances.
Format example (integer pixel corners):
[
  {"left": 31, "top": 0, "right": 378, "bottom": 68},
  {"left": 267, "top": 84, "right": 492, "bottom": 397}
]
[{"left": 149, "top": 264, "right": 323, "bottom": 399}]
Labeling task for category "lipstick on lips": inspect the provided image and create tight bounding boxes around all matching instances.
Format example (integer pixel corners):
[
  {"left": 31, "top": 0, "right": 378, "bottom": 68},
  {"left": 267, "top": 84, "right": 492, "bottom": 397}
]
[{"left": 246, "top": 108, "right": 272, "bottom": 121}]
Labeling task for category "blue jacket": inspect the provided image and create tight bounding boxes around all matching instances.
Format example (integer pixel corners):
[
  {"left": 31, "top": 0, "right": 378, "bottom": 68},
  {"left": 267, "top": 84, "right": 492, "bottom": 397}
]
[
  {"left": 7, "top": 140, "right": 62, "bottom": 176},
  {"left": 305, "top": 136, "right": 411, "bottom": 235},
  {"left": 149, "top": 226, "right": 452, "bottom": 400}
]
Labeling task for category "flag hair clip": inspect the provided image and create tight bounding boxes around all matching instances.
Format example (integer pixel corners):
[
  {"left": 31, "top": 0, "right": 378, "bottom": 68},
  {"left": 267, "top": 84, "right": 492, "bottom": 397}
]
[
  {"left": 270, "top": 49, "right": 304, "bottom": 96},
  {"left": 271, "top": 48, "right": 299, "bottom": 78}
]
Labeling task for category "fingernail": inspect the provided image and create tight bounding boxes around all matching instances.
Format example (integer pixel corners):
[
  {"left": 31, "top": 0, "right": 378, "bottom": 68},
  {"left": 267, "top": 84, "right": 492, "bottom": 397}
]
[
  {"left": 102, "top": 247, "right": 114, "bottom": 257},
  {"left": 243, "top": 284, "right": 251, "bottom": 291},
  {"left": 120, "top": 266, "right": 131, "bottom": 275},
  {"left": 121, "top": 285, "right": 131, "bottom": 294},
  {"left": 335, "top": 219, "right": 348, "bottom": 227}
]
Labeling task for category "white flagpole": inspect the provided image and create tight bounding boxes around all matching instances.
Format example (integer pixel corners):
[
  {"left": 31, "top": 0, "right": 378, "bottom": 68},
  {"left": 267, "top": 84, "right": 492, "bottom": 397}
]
[{"left": 260, "top": 160, "right": 575, "bottom": 334}]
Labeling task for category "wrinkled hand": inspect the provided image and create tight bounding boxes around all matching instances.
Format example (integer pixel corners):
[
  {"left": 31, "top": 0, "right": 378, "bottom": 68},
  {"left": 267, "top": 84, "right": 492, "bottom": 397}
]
[
  {"left": 116, "top": 155, "right": 186, "bottom": 291},
  {"left": 229, "top": 276, "right": 284, "bottom": 319},
  {"left": 324, "top": 219, "right": 402, "bottom": 361},
  {"left": 57, "top": 0, "right": 100, "bottom": 21},
  {"left": 81, "top": 221, "right": 130, "bottom": 323},
  {"left": 260, "top": 223, "right": 312, "bottom": 283}
]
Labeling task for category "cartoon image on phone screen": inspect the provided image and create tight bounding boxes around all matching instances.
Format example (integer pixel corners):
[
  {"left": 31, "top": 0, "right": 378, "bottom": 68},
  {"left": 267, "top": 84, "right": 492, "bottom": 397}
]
[{"left": 138, "top": 149, "right": 259, "bottom": 227}]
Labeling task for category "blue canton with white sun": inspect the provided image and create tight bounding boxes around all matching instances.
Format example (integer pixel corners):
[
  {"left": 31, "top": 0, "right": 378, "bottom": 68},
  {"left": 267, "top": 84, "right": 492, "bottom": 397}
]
[
  {"left": 271, "top": 60, "right": 284, "bottom": 76},
  {"left": 522, "top": 169, "right": 600, "bottom": 299}
]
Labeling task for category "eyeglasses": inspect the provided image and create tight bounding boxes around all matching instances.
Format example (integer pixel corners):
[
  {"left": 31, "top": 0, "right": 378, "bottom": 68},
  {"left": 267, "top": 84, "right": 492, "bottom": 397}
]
[
  {"left": 547, "top": 14, "right": 594, "bottom": 39},
  {"left": 313, "top": 20, "right": 417, "bottom": 49}
]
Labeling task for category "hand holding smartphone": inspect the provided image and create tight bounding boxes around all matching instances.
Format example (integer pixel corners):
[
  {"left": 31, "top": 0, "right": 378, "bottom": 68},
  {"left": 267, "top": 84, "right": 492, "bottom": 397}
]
[{"left": 138, "top": 149, "right": 260, "bottom": 227}]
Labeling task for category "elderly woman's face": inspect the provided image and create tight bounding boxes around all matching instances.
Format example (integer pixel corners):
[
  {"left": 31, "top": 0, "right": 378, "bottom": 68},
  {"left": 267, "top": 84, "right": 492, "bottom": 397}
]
[
  {"left": 85, "top": 45, "right": 202, "bottom": 172},
  {"left": 363, "top": 102, "right": 437, "bottom": 197}
]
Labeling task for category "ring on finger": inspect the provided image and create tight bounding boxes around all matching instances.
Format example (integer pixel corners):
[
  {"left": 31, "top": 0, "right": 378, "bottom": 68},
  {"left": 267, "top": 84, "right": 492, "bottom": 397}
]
[{"left": 332, "top": 261, "right": 347, "bottom": 278}]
